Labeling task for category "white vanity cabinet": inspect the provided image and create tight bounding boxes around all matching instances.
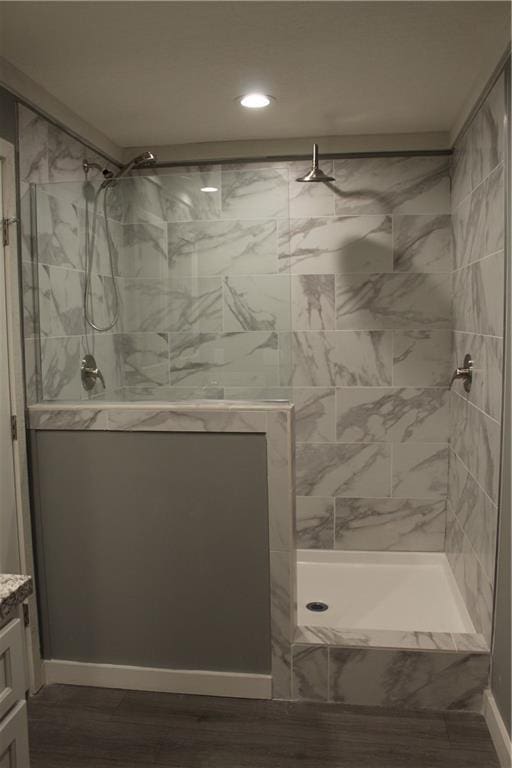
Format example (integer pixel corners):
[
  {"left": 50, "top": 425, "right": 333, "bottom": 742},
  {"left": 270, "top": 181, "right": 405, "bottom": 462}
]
[{"left": 0, "top": 615, "right": 29, "bottom": 768}]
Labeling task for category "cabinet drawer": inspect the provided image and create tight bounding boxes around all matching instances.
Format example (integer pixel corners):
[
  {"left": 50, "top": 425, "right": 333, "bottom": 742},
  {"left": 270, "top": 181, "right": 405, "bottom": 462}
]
[
  {"left": 0, "top": 701, "right": 29, "bottom": 768},
  {"left": 0, "top": 621, "right": 25, "bottom": 723}
]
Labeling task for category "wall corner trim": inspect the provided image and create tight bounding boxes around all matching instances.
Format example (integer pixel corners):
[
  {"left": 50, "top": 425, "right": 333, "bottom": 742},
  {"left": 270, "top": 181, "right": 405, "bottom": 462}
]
[{"left": 482, "top": 689, "right": 512, "bottom": 768}]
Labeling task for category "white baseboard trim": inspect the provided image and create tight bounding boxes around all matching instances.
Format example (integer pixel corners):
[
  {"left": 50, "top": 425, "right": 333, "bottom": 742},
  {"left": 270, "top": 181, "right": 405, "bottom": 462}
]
[
  {"left": 44, "top": 660, "right": 272, "bottom": 699},
  {"left": 483, "top": 689, "right": 512, "bottom": 768}
]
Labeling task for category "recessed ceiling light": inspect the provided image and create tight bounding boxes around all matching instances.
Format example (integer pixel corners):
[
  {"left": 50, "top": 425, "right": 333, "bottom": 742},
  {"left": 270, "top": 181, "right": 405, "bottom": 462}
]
[
  {"left": 201, "top": 186, "right": 218, "bottom": 192},
  {"left": 240, "top": 93, "right": 272, "bottom": 109}
]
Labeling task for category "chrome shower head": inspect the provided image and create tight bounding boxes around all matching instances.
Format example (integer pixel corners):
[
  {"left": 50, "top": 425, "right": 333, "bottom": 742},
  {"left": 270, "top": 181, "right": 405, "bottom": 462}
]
[
  {"left": 296, "top": 144, "right": 334, "bottom": 182},
  {"left": 101, "top": 150, "right": 157, "bottom": 188}
]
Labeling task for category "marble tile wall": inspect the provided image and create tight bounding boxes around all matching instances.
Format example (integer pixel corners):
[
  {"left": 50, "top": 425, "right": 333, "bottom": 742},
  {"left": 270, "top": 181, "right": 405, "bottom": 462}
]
[
  {"left": 20, "top": 110, "right": 454, "bottom": 554},
  {"left": 18, "top": 104, "right": 120, "bottom": 403},
  {"left": 448, "top": 72, "right": 507, "bottom": 645},
  {"left": 128, "top": 157, "right": 452, "bottom": 554}
]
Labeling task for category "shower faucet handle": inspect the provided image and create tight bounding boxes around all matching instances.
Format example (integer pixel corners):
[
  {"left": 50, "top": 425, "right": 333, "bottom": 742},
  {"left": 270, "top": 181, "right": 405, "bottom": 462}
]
[
  {"left": 81, "top": 354, "right": 106, "bottom": 391},
  {"left": 450, "top": 353, "right": 473, "bottom": 393}
]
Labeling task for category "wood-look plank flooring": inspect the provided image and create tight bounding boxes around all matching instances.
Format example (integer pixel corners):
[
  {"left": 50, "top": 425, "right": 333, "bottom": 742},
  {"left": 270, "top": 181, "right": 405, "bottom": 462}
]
[{"left": 28, "top": 685, "right": 501, "bottom": 768}]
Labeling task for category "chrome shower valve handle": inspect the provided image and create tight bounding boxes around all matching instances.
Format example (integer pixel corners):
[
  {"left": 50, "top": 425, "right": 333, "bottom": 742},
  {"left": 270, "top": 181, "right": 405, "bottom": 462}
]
[
  {"left": 81, "top": 354, "right": 106, "bottom": 391},
  {"left": 450, "top": 353, "right": 473, "bottom": 393}
]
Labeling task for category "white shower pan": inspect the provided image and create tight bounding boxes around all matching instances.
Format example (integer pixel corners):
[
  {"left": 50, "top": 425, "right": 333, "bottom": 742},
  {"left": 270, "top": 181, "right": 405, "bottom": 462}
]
[{"left": 297, "top": 550, "right": 475, "bottom": 634}]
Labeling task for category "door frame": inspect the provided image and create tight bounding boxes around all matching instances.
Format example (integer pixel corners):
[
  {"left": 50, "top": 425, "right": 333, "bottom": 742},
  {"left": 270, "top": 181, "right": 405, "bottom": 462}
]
[{"left": 0, "top": 137, "right": 43, "bottom": 692}]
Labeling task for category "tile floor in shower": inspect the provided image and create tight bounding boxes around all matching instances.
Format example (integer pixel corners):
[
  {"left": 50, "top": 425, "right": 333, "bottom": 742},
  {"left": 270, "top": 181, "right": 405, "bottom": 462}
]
[{"left": 297, "top": 550, "right": 475, "bottom": 634}]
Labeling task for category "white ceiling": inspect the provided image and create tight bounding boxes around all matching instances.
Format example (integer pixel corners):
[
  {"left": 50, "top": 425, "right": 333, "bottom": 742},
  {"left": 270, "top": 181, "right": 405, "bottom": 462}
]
[{"left": 0, "top": 1, "right": 510, "bottom": 148}]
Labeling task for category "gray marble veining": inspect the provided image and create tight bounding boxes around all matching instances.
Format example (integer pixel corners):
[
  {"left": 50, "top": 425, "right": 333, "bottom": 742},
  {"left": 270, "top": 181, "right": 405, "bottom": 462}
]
[
  {"left": 328, "top": 646, "right": 488, "bottom": 710},
  {"left": 393, "top": 330, "right": 452, "bottom": 387},
  {"left": 294, "top": 627, "right": 456, "bottom": 652},
  {"left": 281, "top": 215, "right": 393, "bottom": 274},
  {"left": 336, "top": 387, "right": 449, "bottom": 443},
  {"left": 453, "top": 250, "right": 505, "bottom": 337},
  {"left": 296, "top": 442, "right": 390, "bottom": 498},
  {"left": 335, "top": 273, "right": 452, "bottom": 329},
  {"left": 168, "top": 219, "right": 278, "bottom": 276},
  {"left": 392, "top": 443, "right": 448, "bottom": 498},
  {"left": 332, "top": 156, "right": 450, "bottom": 215},
  {"left": 292, "top": 330, "right": 392, "bottom": 387},
  {"left": 393, "top": 214, "right": 452, "bottom": 272},
  {"left": 296, "top": 497, "right": 334, "bottom": 549},
  {"left": 449, "top": 450, "right": 498, "bottom": 583},
  {"left": 294, "top": 388, "right": 335, "bottom": 443},
  {"left": 453, "top": 331, "right": 503, "bottom": 422},
  {"left": 221, "top": 168, "right": 288, "bottom": 219},
  {"left": 335, "top": 498, "right": 445, "bottom": 552},
  {"left": 291, "top": 275, "right": 335, "bottom": 330},
  {"left": 223, "top": 275, "right": 290, "bottom": 331},
  {"left": 292, "top": 645, "right": 328, "bottom": 701}
]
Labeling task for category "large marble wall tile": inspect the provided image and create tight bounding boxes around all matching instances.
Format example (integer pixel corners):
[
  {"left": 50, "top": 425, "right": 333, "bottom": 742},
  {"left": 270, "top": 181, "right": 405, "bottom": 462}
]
[
  {"left": 453, "top": 331, "right": 503, "bottom": 421},
  {"left": 295, "top": 626, "right": 456, "bottom": 651},
  {"left": 282, "top": 215, "right": 393, "bottom": 274},
  {"left": 332, "top": 156, "right": 450, "bottom": 215},
  {"left": 221, "top": 168, "right": 288, "bottom": 219},
  {"left": 472, "top": 72, "right": 506, "bottom": 187},
  {"left": 122, "top": 176, "right": 166, "bottom": 223},
  {"left": 38, "top": 265, "right": 84, "bottom": 337},
  {"left": 296, "top": 497, "right": 334, "bottom": 549},
  {"left": 451, "top": 129, "right": 471, "bottom": 209},
  {"left": 22, "top": 261, "right": 38, "bottom": 339},
  {"left": 292, "top": 645, "right": 328, "bottom": 701},
  {"left": 169, "top": 331, "right": 280, "bottom": 387},
  {"left": 18, "top": 105, "right": 49, "bottom": 184},
  {"left": 291, "top": 275, "right": 335, "bottom": 330},
  {"left": 335, "top": 498, "right": 445, "bottom": 552},
  {"left": 450, "top": 392, "right": 501, "bottom": 504},
  {"left": 168, "top": 219, "right": 278, "bottom": 276},
  {"left": 393, "top": 214, "right": 452, "bottom": 273},
  {"left": 35, "top": 191, "right": 80, "bottom": 269},
  {"left": 453, "top": 252, "right": 504, "bottom": 336},
  {"left": 452, "top": 182, "right": 486, "bottom": 269},
  {"left": 329, "top": 646, "right": 489, "bottom": 710},
  {"left": 47, "top": 123, "right": 91, "bottom": 182},
  {"left": 40, "top": 336, "right": 82, "bottom": 400},
  {"left": 392, "top": 443, "right": 448, "bottom": 498},
  {"left": 164, "top": 278, "right": 223, "bottom": 333},
  {"left": 114, "top": 332, "right": 169, "bottom": 387},
  {"left": 296, "top": 443, "right": 390, "bottom": 498},
  {"left": 336, "top": 387, "right": 449, "bottom": 443},
  {"left": 445, "top": 506, "right": 493, "bottom": 643},
  {"left": 335, "top": 273, "right": 451, "bottom": 329},
  {"left": 119, "top": 278, "right": 165, "bottom": 332},
  {"left": 393, "top": 330, "right": 452, "bottom": 387},
  {"left": 292, "top": 331, "right": 392, "bottom": 387},
  {"left": 294, "top": 387, "right": 335, "bottom": 443},
  {"left": 119, "top": 221, "right": 168, "bottom": 278},
  {"left": 78, "top": 209, "right": 123, "bottom": 277},
  {"left": 448, "top": 452, "right": 498, "bottom": 583},
  {"left": 159, "top": 172, "right": 221, "bottom": 221},
  {"left": 223, "top": 275, "right": 290, "bottom": 331},
  {"left": 484, "top": 163, "right": 505, "bottom": 257},
  {"left": 270, "top": 549, "right": 293, "bottom": 699},
  {"left": 266, "top": 410, "right": 295, "bottom": 551},
  {"left": 24, "top": 337, "right": 41, "bottom": 404},
  {"left": 288, "top": 161, "right": 334, "bottom": 218},
  {"left": 224, "top": 386, "right": 292, "bottom": 401}
]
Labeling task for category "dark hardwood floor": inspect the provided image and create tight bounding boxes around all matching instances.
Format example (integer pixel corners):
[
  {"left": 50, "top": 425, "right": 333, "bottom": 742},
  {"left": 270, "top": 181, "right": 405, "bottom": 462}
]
[{"left": 28, "top": 684, "right": 501, "bottom": 768}]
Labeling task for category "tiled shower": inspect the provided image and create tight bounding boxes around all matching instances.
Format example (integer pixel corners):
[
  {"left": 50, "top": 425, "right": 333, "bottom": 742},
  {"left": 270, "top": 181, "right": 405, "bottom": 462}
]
[{"left": 19, "top": 64, "right": 507, "bottom": 685}]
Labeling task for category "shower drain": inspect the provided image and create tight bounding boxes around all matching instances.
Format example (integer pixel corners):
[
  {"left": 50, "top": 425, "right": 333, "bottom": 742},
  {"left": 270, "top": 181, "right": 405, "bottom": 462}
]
[{"left": 306, "top": 601, "right": 328, "bottom": 612}]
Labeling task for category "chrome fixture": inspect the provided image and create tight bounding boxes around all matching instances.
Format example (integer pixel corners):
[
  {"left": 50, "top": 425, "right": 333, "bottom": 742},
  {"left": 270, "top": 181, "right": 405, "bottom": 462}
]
[
  {"left": 101, "top": 151, "right": 157, "bottom": 189},
  {"left": 81, "top": 354, "right": 105, "bottom": 391},
  {"left": 82, "top": 151, "right": 157, "bottom": 332},
  {"left": 450, "top": 353, "right": 473, "bottom": 392},
  {"left": 296, "top": 144, "right": 335, "bottom": 182}
]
